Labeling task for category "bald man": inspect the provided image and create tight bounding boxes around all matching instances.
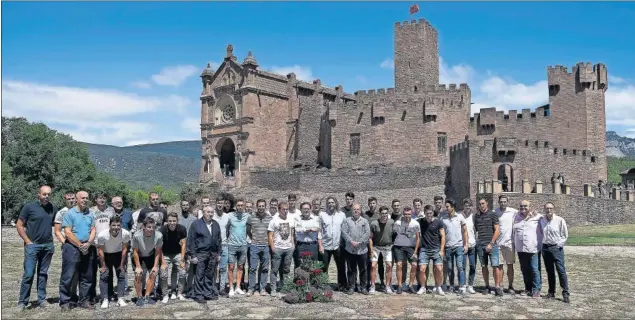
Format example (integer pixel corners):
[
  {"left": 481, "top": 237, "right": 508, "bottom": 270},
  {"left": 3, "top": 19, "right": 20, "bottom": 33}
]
[
  {"left": 59, "top": 191, "right": 96, "bottom": 310},
  {"left": 17, "top": 186, "right": 57, "bottom": 310}
]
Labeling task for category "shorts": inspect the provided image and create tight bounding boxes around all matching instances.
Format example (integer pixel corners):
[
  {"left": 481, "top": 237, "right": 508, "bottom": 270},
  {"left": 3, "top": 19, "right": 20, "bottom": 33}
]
[
  {"left": 228, "top": 245, "right": 248, "bottom": 265},
  {"left": 499, "top": 246, "right": 516, "bottom": 264},
  {"left": 418, "top": 248, "right": 443, "bottom": 266},
  {"left": 476, "top": 244, "right": 500, "bottom": 267},
  {"left": 371, "top": 245, "right": 393, "bottom": 263},
  {"left": 140, "top": 255, "right": 156, "bottom": 271},
  {"left": 393, "top": 246, "right": 416, "bottom": 263}
]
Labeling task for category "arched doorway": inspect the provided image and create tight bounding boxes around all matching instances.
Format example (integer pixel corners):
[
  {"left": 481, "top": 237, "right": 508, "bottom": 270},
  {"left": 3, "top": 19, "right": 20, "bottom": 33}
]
[
  {"left": 498, "top": 164, "right": 513, "bottom": 192},
  {"left": 217, "top": 138, "right": 236, "bottom": 177}
]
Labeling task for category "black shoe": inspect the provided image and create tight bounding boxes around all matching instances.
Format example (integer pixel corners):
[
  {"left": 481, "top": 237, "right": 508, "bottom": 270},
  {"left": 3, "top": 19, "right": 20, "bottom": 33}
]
[
  {"left": 482, "top": 287, "right": 491, "bottom": 295},
  {"left": 345, "top": 289, "right": 354, "bottom": 295},
  {"left": 543, "top": 293, "right": 555, "bottom": 299},
  {"left": 60, "top": 304, "right": 71, "bottom": 312},
  {"left": 563, "top": 295, "right": 570, "bottom": 303},
  {"left": 209, "top": 295, "right": 219, "bottom": 301},
  {"left": 146, "top": 298, "right": 156, "bottom": 305},
  {"left": 360, "top": 289, "right": 369, "bottom": 295},
  {"left": 194, "top": 298, "right": 206, "bottom": 304},
  {"left": 396, "top": 287, "right": 403, "bottom": 294},
  {"left": 495, "top": 288, "right": 504, "bottom": 296},
  {"left": 79, "top": 301, "right": 93, "bottom": 309},
  {"left": 506, "top": 286, "right": 516, "bottom": 295},
  {"left": 409, "top": 287, "right": 417, "bottom": 294},
  {"left": 219, "top": 290, "right": 228, "bottom": 296}
]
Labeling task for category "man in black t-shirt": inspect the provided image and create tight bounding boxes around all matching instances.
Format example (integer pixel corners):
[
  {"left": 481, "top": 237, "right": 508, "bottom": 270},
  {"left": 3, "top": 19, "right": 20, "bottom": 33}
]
[
  {"left": 158, "top": 213, "right": 188, "bottom": 303},
  {"left": 417, "top": 205, "right": 446, "bottom": 296},
  {"left": 136, "top": 193, "right": 168, "bottom": 230}
]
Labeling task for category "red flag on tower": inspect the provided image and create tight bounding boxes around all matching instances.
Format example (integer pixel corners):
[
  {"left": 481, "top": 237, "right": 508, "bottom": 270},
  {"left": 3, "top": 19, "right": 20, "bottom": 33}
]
[{"left": 410, "top": 4, "right": 420, "bottom": 15}]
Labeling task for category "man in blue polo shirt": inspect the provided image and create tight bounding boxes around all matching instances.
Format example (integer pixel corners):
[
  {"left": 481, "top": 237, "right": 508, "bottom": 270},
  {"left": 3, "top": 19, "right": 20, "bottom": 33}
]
[
  {"left": 16, "top": 185, "right": 57, "bottom": 310},
  {"left": 59, "top": 191, "right": 96, "bottom": 311}
]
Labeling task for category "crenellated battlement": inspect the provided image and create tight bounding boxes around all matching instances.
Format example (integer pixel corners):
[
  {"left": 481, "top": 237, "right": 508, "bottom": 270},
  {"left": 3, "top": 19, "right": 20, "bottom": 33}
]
[
  {"left": 424, "top": 83, "right": 469, "bottom": 92},
  {"left": 470, "top": 105, "right": 551, "bottom": 125},
  {"left": 547, "top": 62, "right": 608, "bottom": 91},
  {"left": 354, "top": 88, "right": 396, "bottom": 98},
  {"left": 395, "top": 18, "right": 435, "bottom": 30}
]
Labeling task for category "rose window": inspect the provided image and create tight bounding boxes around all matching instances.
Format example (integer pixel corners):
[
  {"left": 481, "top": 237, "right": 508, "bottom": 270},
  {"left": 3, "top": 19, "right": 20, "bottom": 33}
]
[{"left": 222, "top": 105, "right": 235, "bottom": 123}]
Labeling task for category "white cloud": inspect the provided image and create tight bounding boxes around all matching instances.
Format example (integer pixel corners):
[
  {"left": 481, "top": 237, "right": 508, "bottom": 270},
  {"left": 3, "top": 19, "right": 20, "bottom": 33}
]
[
  {"left": 439, "top": 57, "right": 476, "bottom": 85},
  {"left": 609, "top": 75, "right": 627, "bottom": 85},
  {"left": 151, "top": 65, "right": 199, "bottom": 87},
  {"left": 268, "top": 65, "right": 313, "bottom": 82},
  {"left": 605, "top": 84, "right": 635, "bottom": 127},
  {"left": 181, "top": 117, "right": 201, "bottom": 134},
  {"left": 130, "top": 81, "right": 152, "bottom": 89},
  {"left": 380, "top": 58, "right": 394, "bottom": 70},
  {"left": 1, "top": 80, "right": 196, "bottom": 146}
]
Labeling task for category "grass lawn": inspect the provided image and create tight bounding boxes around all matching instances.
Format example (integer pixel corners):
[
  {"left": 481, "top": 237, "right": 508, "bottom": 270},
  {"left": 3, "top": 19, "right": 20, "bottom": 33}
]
[{"left": 568, "top": 224, "right": 635, "bottom": 246}]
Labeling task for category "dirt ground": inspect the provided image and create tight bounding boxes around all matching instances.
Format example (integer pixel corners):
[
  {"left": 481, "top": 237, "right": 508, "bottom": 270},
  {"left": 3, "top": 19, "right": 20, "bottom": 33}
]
[{"left": 2, "top": 227, "right": 634, "bottom": 319}]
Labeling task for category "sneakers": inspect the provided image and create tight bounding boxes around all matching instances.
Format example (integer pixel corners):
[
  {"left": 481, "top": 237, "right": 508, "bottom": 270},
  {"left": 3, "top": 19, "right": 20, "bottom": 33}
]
[
  {"left": 506, "top": 286, "right": 516, "bottom": 295},
  {"left": 161, "top": 295, "right": 169, "bottom": 304},
  {"left": 396, "top": 287, "right": 403, "bottom": 294},
  {"left": 247, "top": 290, "right": 255, "bottom": 296},
  {"left": 146, "top": 298, "right": 156, "bottom": 305},
  {"left": 417, "top": 287, "right": 426, "bottom": 295},
  {"left": 117, "top": 298, "right": 127, "bottom": 307},
  {"left": 360, "top": 289, "right": 369, "bottom": 295},
  {"left": 260, "top": 290, "right": 268, "bottom": 296},
  {"left": 235, "top": 287, "right": 245, "bottom": 295},
  {"left": 408, "top": 286, "right": 417, "bottom": 294},
  {"left": 495, "top": 288, "right": 504, "bottom": 297},
  {"left": 369, "top": 286, "right": 376, "bottom": 295},
  {"left": 60, "top": 304, "right": 71, "bottom": 312},
  {"left": 135, "top": 297, "right": 145, "bottom": 307},
  {"left": 101, "top": 300, "right": 109, "bottom": 309},
  {"left": 436, "top": 287, "right": 446, "bottom": 296},
  {"left": 385, "top": 287, "right": 394, "bottom": 294},
  {"left": 482, "top": 287, "right": 491, "bottom": 295},
  {"left": 177, "top": 294, "right": 187, "bottom": 301},
  {"left": 17, "top": 303, "right": 27, "bottom": 311},
  {"left": 170, "top": 293, "right": 177, "bottom": 300},
  {"left": 459, "top": 286, "right": 467, "bottom": 295},
  {"left": 467, "top": 286, "right": 476, "bottom": 294},
  {"left": 228, "top": 289, "right": 236, "bottom": 297},
  {"left": 543, "top": 293, "right": 555, "bottom": 300},
  {"left": 532, "top": 291, "right": 541, "bottom": 298}
]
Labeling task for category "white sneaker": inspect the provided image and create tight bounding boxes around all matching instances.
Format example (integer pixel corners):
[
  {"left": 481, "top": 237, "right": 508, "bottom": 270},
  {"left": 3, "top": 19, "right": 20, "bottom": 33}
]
[
  {"left": 369, "top": 287, "right": 376, "bottom": 294},
  {"left": 385, "top": 287, "right": 394, "bottom": 294},
  {"left": 436, "top": 287, "right": 446, "bottom": 296},
  {"left": 101, "top": 300, "right": 109, "bottom": 309},
  {"left": 459, "top": 286, "right": 467, "bottom": 294},
  {"left": 229, "top": 289, "right": 236, "bottom": 297},
  {"left": 177, "top": 294, "right": 186, "bottom": 301},
  {"left": 170, "top": 293, "right": 177, "bottom": 300},
  {"left": 161, "top": 295, "right": 169, "bottom": 304},
  {"left": 235, "top": 287, "right": 245, "bottom": 295},
  {"left": 467, "top": 286, "right": 476, "bottom": 294},
  {"left": 117, "top": 298, "right": 127, "bottom": 307},
  {"left": 417, "top": 287, "right": 426, "bottom": 295}
]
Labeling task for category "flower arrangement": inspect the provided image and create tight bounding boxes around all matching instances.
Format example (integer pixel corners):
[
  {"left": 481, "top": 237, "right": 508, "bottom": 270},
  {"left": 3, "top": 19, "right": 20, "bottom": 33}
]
[{"left": 282, "top": 251, "right": 334, "bottom": 304}]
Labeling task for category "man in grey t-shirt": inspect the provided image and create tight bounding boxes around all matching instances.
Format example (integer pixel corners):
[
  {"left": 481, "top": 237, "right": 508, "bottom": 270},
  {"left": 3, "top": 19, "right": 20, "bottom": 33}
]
[{"left": 132, "top": 217, "right": 163, "bottom": 306}]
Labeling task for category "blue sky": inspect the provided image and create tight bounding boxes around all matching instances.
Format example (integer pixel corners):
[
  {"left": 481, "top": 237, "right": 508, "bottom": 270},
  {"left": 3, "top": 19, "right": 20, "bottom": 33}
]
[{"left": 2, "top": 1, "right": 635, "bottom": 146}]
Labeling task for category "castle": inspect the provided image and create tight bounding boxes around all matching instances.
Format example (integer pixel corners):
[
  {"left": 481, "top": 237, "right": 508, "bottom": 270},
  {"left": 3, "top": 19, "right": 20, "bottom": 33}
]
[{"left": 196, "top": 18, "right": 629, "bottom": 224}]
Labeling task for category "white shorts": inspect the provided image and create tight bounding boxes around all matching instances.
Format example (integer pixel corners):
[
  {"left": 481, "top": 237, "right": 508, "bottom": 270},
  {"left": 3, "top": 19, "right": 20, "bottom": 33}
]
[{"left": 371, "top": 246, "right": 393, "bottom": 263}]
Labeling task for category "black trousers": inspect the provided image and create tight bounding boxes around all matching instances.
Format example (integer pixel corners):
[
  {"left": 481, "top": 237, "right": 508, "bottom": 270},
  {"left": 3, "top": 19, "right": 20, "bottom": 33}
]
[
  {"left": 191, "top": 251, "right": 219, "bottom": 300},
  {"left": 346, "top": 252, "right": 368, "bottom": 290},
  {"left": 322, "top": 248, "right": 347, "bottom": 289},
  {"left": 542, "top": 244, "right": 570, "bottom": 296}
]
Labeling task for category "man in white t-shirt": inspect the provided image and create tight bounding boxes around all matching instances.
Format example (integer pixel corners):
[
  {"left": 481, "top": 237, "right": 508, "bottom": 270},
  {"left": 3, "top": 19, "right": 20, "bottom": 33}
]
[
  {"left": 96, "top": 216, "right": 130, "bottom": 308},
  {"left": 89, "top": 193, "right": 115, "bottom": 304},
  {"left": 495, "top": 195, "right": 518, "bottom": 294},
  {"left": 461, "top": 198, "right": 477, "bottom": 294},
  {"left": 286, "top": 194, "right": 301, "bottom": 221},
  {"left": 267, "top": 201, "right": 295, "bottom": 297}
]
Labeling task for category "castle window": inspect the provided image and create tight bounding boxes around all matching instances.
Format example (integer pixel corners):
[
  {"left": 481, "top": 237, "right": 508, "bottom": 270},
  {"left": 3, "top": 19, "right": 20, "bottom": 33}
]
[
  {"left": 544, "top": 106, "right": 551, "bottom": 116},
  {"left": 357, "top": 112, "right": 364, "bottom": 124},
  {"left": 573, "top": 149, "right": 577, "bottom": 155},
  {"left": 525, "top": 140, "right": 529, "bottom": 147},
  {"left": 563, "top": 149, "right": 567, "bottom": 155},
  {"left": 437, "top": 132, "right": 447, "bottom": 155},
  {"left": 544, "top": 142, "right": 549, "bottom": 148},
  {"left": 591, "top": 156, "right": 596, "bottom": 163},
  {"left": 534, "top": 141, "right": 539, "bottom": 147},
  {"left": 554, "top": 148, "right": 558, "bottom": 155},
  {"left": 401, "top": 111, "right": 407, "bottom": 121},
  {"left": 349, "top": 133, "right": 360, "bottom": 156}
]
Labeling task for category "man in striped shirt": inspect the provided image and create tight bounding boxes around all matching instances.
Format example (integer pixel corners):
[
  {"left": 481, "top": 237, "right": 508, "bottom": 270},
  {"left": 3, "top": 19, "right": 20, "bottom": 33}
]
[
  {"left": 540, "top": 202, "right": 570, "bottom": 303},
  {"left": 246, "top": 199, "right": 272, "bottom": 296}
]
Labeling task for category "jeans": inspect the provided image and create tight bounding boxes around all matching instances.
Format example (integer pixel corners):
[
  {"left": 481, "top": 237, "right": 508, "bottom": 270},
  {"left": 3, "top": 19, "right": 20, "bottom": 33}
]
[
  {"left": 270, "top": 248, "right": 293, "bottom": 292},
  {"left": 59, "top": 243, "right": 95, "bottom": 306},
  {"left": 248, "top": 244, "right": 270, "bottom": 291},
  {"left": 99, "top": 252, "right": 126, "bottom": 300},
  {"left": 346, "top": 252, "right": 368, "bottom": 291},
  {"left": 518, "top": 252, "right": 542, "bottom": 294},
  {"left": 444, "top": 246, "right": 466, "bottom": 287},
  {"left": 321, "top": 248, "right": 347, "bottom": 289},
  {"left": 476, "top": 244, "right": 500, "bottom": 267},
  {"left": 462, "top": 247, "right": 476, "bottom": 286},
  {"left": 294, "top": 242, "right": 318, "bottom": 267},
  {"left": 191, "top": 251, "right": 219, "bottom": 300},
  {"left": 160, "top": 253, "right": 187, "bottom": 295},
  {"left": 218, "top": 245, "right": 229, "bottom": 291},
  {"left": 18, "top": 243, "right": 55, "bottom": 305},
  {"left": 542, "top": 244, "right": 569, "bottom": 296}
]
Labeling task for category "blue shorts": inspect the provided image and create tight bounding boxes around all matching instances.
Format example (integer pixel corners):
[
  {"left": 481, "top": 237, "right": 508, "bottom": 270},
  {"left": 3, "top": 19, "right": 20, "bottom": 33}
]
[
  {"left": 418, "top": 248, "right": 443, "bottom": 266},
  {"left": 476, "top": 244, "right": 500, "bottom": 267}
]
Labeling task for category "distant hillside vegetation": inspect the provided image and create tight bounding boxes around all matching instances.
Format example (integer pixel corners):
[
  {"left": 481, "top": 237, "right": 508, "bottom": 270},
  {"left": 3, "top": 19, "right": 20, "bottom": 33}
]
[
  {"left": 84, "top": 141, "right": 201, "bottom": 189},
  {"left": 608, "top": 157, "right": 635, "bottom": 184}
]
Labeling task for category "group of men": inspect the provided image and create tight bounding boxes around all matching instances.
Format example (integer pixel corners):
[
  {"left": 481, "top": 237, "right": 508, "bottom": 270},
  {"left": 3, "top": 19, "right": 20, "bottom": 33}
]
[{"left": 16, "top": 186, "right": 571, "bottom": 312}]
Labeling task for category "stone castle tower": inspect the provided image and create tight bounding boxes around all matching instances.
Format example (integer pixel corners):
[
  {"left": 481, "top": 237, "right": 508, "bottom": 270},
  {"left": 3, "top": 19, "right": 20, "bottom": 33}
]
[{"left": 394, "top": 19, "right": 439, "bottom": 93}]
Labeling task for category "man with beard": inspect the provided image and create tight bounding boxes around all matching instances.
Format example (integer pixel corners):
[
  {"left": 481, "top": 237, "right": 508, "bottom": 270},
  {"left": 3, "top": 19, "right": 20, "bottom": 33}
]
[
  {"left": 59, "top": 191, "right": 96, "bottom": 311},
  {"left": 267, "top": 198, "right": 279, "bottom": 216},
  {"left": 159, "top": 213, "right": 188, "bottom": 302},
  {"left": 132, "top": 217, "right": 163, "bottom": 306},
  {"left": 362, "top": 197, "right": 381, "bottom": 291},
  {"left": 320, "top": 196, "right": 347, "bottom": 291},
  {"left": 495, "top": 195, "right": 519, "bottom": 294},
  {"left": 369, "top": 206, "right": 394, "bottom": 294},
  {"left": 212, "top": 195, "right": 231, "bottom": 296},
  {"left": 111, "top": 196, "right": 133, "bottom": 296},
  {"left": 462, "top": 198, "right": 477, "bottom": 294},
  {"left": 96, "top": 216, "right": 130, "bottom": 308},
  {"left": 17, "top": 185, "right": 57, "bottom": 310},
  {"left": 54, "top": 193, "right": 78, "bottom": 303},
  {"left": 341, "top": 203, "right": 371, "bottom": 295},
  {"left": 227, "top": 199, "right": 249, "bottom": 297},
  {"left": 417, "top": 205, "right": 446, "bottom": 296},
  {"left": 392, "top": 206, "right": 420, "bottom": 294},
  {"left": 439, "top": 199, "right": 468, "bottom": 294},
  {"left": 187, "top": 206, "right": 222, "bottom": 303},
  {"left": 294, "top": 202, "right": 324, "bottom": 265},
  {"left": 433, "top": 196, "right": 445, "bottom": 217},
  {"left": 89, "top": 193, "right": 115, "bottom": 303},
  {"left": 178, "top": 198, "right": 198, "bottom": 296},
  {"left": 136, "top": 193, "right": 168, "bottom": 299},
  {"left": 268, "top": 201, "right": 296, "bottom": 297},
  {"left": 474, "top": 198, "right": 502, "bottom": 296},
  {"left": 246, "top": 199, "right": 273, "bottom": 296}
]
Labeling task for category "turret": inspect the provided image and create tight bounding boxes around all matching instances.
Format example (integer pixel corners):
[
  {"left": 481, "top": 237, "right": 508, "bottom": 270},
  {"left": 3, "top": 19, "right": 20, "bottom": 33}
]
[{"left": 394, "top": 18, "right": 439, "bottom": 93}]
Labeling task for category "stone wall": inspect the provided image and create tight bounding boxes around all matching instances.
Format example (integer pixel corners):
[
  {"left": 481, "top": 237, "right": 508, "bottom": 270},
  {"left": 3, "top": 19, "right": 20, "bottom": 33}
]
[{"left": 477, "top": 192, "right": 635, "bottom": 227}]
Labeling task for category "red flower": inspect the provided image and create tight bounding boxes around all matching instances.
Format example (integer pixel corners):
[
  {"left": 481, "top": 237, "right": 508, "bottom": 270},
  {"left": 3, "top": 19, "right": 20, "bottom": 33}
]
[
  {"left": 296, "top": 279, "right": 305, "bottom": 286},
  {"left": 324, "top": 290, "right": 334, "bottom": 298},
  {"left": 305, "top": 292, "right": 313, "bottom": 302},
  {"left": 312, "top": 269, "right": 323, "bottom": 274},
  {"left": 300, "top": 251, "right": 312, "bottom": 258}
]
